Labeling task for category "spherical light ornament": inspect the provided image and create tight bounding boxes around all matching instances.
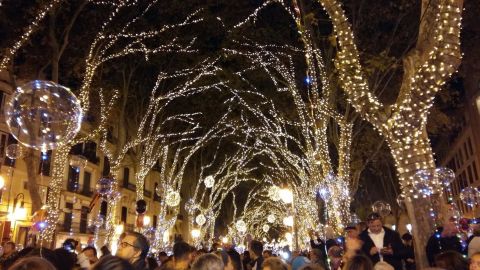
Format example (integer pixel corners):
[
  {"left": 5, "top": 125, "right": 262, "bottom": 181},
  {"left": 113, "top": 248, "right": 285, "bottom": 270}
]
[
  {"left": 196, "top": 214, "right": 206, "bottom": 226},
  {"left": 318, "top": 187, "right": 331, "bottom": 201},
  {"left": 267, "top": 214, "right": 276, "bottom": 223},
  {"left": 262, "top": 224, "right": 270, "bottom": 233},
  {"left": 436, "top": 167, "right": 455, "bottom": 186},
  {"left": 165, "top": 190, "right": 181, "bottom": 207},
  {"left": 235, "top": 220, "right": 247, "bottom": 233},
  {"left": 96, "top": 177, "right": 114, "bottom": 196},
  {"left": 279, "top": 188, "right": 293, "bottom": 204},
  {"left": 93, "top": 215, "right": 104, "bottom": 228},
  {"left": 283, "top": 216, "right": 294, "bottom": 227},
  {"left": 5, "top": 144, "right": 24, "bottom": 159},
  {"left": 380, "top": 203, "right": 391, "bottom": 217},
  {"left": 204, "top": 175, "right": 215, "bottom": 188},
  {"left": 413, "top": 169, "right": 438, "bottom": 196},
  {"left": 5, "top": 80, "right": 83, "bottom": 151},
  {"left": 460, "top": 187, "right": 480, "bottom": 207},
  {"left": 372, "top": 201, "right": 391, "bottom": 217},
  {"left": 268, "top": 186, "right": 281, "bottom": 202}
]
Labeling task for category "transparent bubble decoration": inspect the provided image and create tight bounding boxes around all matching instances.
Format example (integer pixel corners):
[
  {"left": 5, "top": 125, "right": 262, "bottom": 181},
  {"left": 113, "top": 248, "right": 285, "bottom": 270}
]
[
  {"left": 235, "top": 220, "right": 247, "bottom": 233},
  {"left": 413, "top": 169, "right": 442, "bottom": 197},
  {"left": 204, "top": 175, "right": 215, "bottom": 188},
  {"left": 267, "top": 214, "right": 276, "bottom": 223},
  {"left": 318, "top": 186, "right": 331, "bottom": 201},
  {"left": 93, "top": 215, "right": 104, "bottom": 228},
  {"left": 372, "top": 201, "right": 391, "bottom": 217},
  {"left": 5, "top": 144, "right": 24, "bottom": 159},
  {"left": 96, "top": 177, "right": 114, "bottom": 196},
  {"left": 196, "top": 214, "right": 206, "bottom": 226},
  {"left": 460, "top": 187, "right": 480, "bottom": 207},
  {"left": 262, "top": 224, "right": 270, "bottom": 233},
  {"left": 436, "top": 167, "right": 455, "bottom": 187},
  {"left": 268, "top": 186, "right": 281, "bottom": 202},
  {"left": 166, "top": 190, "right": 180, "bottom": 207},
  {"left": 5, "top": 80, "right": 83, "bottom": 152}
]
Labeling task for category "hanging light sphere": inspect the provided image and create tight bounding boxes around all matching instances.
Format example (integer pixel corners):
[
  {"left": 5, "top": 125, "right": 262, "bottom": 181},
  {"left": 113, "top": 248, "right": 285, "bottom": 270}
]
[
  {"left": 165, "top": 190, "right": 181, "bottom": 207},
  {"left": 413, "top": 169, "right": 439, "bottom": 196},
  {"left": 318, "top": 186, "right": 331, "bottom": 201},
  {"left": 235, "top": 220, "right": 247, "bottom": 233},
  {"left": 196, "top": 214, "right": 206, "bottom": 226},
  {"left": 279, "top": 188, "right": 293, "bottom": 204},
  {"left": 5, "top": 144, "right": 24, "bottom": 159},
  {"left": 460, "top": 187, "right": 480, "bottom": 207},
  {"left": 268, "top": 186, "right": 281, "bottom": 202},
  {"left": 372, "top": 201, "right": 391, "bottom": 217},
  {"left": 283, "top": 216, "right": 294, "bottom": 227},
  {"left": 204, "top": 175, "right": 215, "bottom": 188},
  {"left": 5, "top": 80, "right": 83, "bottom": 151},
  {"left": 93, "top": 215, "right": 104, "bottom": 228},
  {"left": 267, "top": 214, "right": 276, "bottom": 223},
  {"left": 96, "top": 177, "right": 114, "bottom": 196},
  {"left": 436, "top": 167, "right": 455, "bottom": 187},
  {"left": 262, "top": 224, "right": 270, "bottom": 233}
]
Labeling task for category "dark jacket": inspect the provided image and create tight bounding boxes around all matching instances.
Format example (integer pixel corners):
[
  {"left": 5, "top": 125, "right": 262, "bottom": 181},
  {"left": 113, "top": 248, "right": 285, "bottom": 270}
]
[
  {"left": 426, "top": 234, "right": 463, "bottom": 266},
  {"left": 359, "top": 227, "right": 404, "bottom": 270}
]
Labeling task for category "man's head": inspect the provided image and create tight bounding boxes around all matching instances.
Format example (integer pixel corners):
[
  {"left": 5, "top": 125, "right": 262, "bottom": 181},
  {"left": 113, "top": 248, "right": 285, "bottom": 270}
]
[
  {"left": 367, "top": 213, "right": 383, "bottom": 234},
  {"left": 173, "top": 241, "right": 194, "bottom": 264},
  {"left": 263, "top": 250, "right": 272, "bottom": 258},
  {"left": 62, "top": 238, "right": 78, "bottom": 253},
  {"left": 345, "top": 224, "right": 359, "bottom": 239},
  {"left": 248, "top": 240, "right": 263, "bottom": 259},
  {"left": 116, "top": 232, "right": 149, "bottom": 264},
  {"left": 191, "top": 253, "right": 224, "bottom": 270},
  {"left": 3, "top": 242, "right": 16, "bottom": 256},
  {"left": 401, "top": 233, "right": 413, "bottom": 246},
  {"left": 356, "top": 222, "right": 367, "bottom": 232},
  {"left": 471, "top": 252, "right": 480, "bottom": 270},
  {"left": 82, "top": 246, "right": 98, "bottom": 264},
  {"left": 159, "top": 251, "right": 169, "bottom": 264}
]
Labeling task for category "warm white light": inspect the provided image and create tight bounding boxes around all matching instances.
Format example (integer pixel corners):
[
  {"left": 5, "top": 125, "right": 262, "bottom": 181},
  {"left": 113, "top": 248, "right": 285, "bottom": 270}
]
[
  {"left": 406, "top": 224, "right": 412, "bottom": 232},
  {"left": 143, "top": 216, "right": 151, "bottom": 226},
  {"left": 115, "top": 224, "right": 124, "bottom": 235},
  {"left": 163, "top": 231, "right": 170, "bottom": 243},
  {"left": 392, "top": 225, "right": 396, "bottom": 231},
  {"left": 283, "top": 216, "right": 294, "bottom": 227},
  {"left": 222, "top": 236, "right": 228, "bottom": 244},
  {"left": 285, "top": 232, "right": 293, "bottom": 242},
  {"left": 15, "top": 207, "right": 27, "bottom": 220},
  {"left": 0, "top": 175, "right": 5, "bottom": 189},
  {"left": 191, "top": 229, "right": 200, "bottom": 239},
  {"left": 279, "top": 188, "right": 293, "bottom": 204}
]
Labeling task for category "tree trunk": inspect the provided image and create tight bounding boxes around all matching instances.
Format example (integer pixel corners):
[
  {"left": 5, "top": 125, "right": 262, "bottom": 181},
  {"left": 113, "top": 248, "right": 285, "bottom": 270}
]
[
  {"left": 388, "top": 127, "right": 437, "bottom": 269},
  {"left": 23, "top": 149, "right": 43, "bottom": 213}
]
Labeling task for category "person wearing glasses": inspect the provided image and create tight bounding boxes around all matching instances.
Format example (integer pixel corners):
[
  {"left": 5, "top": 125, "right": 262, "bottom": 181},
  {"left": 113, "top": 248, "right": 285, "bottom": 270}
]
[
  {"left": 359, "top": 213, "right": 404, "bottom": 270},
  {"left": 116, "top": 232, "right": 150, "bottom": 270}
]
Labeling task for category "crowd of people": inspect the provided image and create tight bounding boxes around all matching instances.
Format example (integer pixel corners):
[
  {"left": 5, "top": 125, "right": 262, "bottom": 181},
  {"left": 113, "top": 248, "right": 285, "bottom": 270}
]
[{"left": 1, "top": 213, "right": 480, "bottom": 270}]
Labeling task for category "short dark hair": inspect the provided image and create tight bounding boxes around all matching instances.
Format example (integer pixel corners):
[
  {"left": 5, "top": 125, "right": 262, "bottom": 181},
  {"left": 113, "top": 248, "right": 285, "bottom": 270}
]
[
  {"left": 249, "top": 240, "right": 263, "bottom": 257},
  {"left": 191, "top": 254, "right": 224, "bottom": 270},
  {"left": 401, "top": 233, "right": 413, "bottom": 241},
  {"left": 128, "top": 232, "right": 150, "bottom": 258},
  {"left": 173, "top": 241, "right": 194, "bottom": 260},
  {"left": 366, "top": 213, "right": 382, "bottom": 222},
  {"left": 159, "top": 251, "right": 168, "bottom": 257},
  {"left": 92, "top": 255, "right": 134, "bottom": 270},
  {"left": 263, "top": 257, "right": 288, "bottom": 270},
  {"left": 263, "top": 250, "right": 273, "bottom": 256},
  {"left": 9, "top": 257, "right": 56, "bottom": 270},
  {"left": 82, "top": 246, "right": 97, "bottom": 257},
  {"left": 227, "top": 248, "right": 243, "bottom": 270}
]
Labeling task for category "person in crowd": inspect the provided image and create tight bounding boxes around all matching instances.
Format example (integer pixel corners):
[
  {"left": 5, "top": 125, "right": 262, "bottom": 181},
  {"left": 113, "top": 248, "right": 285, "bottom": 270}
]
[
  {"left": 308, "top": 230, "right": 326, "bottom": 259},
  {"left": 262, "top": 250, "right": 272, "bottom": 259},
  {"left": 298, "top": 264, "right": 325, "bottom": 270},
  {"left": 401, "top": 233, "right": 415, "bottom": 270},
  {"left": 469, "top": 227, "right": 480, "bottom": 257},
  {"left": 8, "top": 257, "right": 56, "bottom": 270},
  {"left": 342, "top": 255, "right": 373, "bottom": 270},
  {"left": 291, "top": 255, "right": 310, "bottom": 270},
  {"left": 356, "top": 222, "right": 367, "bottom": 233},
  {"left": 101, "top": 246, "right": 112, "bottom": 258},
  {"left": 147, "top": 256, "right": 159, "bottom": 270},
  {"left": 242, "top": 250, "right": 252, "bottom": 270},
  {"left": 191, "top": 254, "right": 224, "bottom": 270},
  {"left": 172, "top": 241, "right": 195, "bottom": 270},
  {"left": 359, "top": 213, "right": 404, "bottom": 270},
  {"left": 82, "top": 246, "right": 99, "bottom": 265},
  {"left": 470, "top": 252, "right": 480, "bottom": 270},
  {"left": 345, "top": 225, "right": 360, "bottom": 240},
  {"left": 226, "top": 248, "right": 243, "bottom": 270},
  {"left": 309, "top": 248, "right": 326, "bottom": 269},
  {"left": 262, "top": 257, "right": 288, "bottom": 270},
  {"left": 327, "top": 246, "right": 342, "bottom": 270},
  {"left": 0, "top": 242, "right": 18, "bottom": 270},
  {"left": 24, "top": 248, "right": 59, "bottom": 269},
  {"left": 249, "top": 240, "right": 264, "bottom": 270},
  {"left": 434, "top": 250, "right": 467, "bottom": 270},
  {"left": 54, "top": 247, "right": 78, "bottom": 270},
  {"left": 373, "top": 261, "right": 394, "bottom": 270},
  {"left": 426, "top": 223, "right": 464, "bottom": 266},
  {"left": 92, "top": 255, "right": 134, "bottom": 270},
  {"left": 158, "top": 252, "right": 169, "bottom": 266},
  {"left": 116, "top": 231, "right": 149, "bottom": 270}
]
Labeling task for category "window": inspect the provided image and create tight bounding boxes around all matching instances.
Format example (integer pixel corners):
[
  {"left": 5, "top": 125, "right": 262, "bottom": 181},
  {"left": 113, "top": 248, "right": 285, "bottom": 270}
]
[
  {"left": 100, "top": 201, "right": 108, "bottom": 217},
  {"left": 83, "top": 171, "right": 92, "bottom": 196},
  {"left": 121, "top": 207, "right": 127, "bottom": 223},
  {"left": 468, "top": 165, "right": 474, "bottom": 184},
  {"left": 67, "top": 166, "right": 80, "bottom": 192},
  {"left": 153, "top": 215, "right": 157, "bottom": 228},
  {"left": 80, "top": 207, "right": 89, "bottom": 233},
  {"left": 64, "top": 203, "right": 73, "bottom": 232},
  {"left": 0, "top": 91, "right": 6, "bottom": 113},
  {"left": 102, "top": 157, "right": 110, "bottom": 177},
  {"left": 123, "top": 168, "right": 130, "bottom": 187},
  {"left": 39, "top": 150, "right": 52, "bottom": 176}
]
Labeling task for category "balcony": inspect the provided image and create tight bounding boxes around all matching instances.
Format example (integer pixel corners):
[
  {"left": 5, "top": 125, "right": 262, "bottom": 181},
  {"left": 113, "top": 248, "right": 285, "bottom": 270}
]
[{"left": 66, "top": 184, "right": 94, "bottom": 197}]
